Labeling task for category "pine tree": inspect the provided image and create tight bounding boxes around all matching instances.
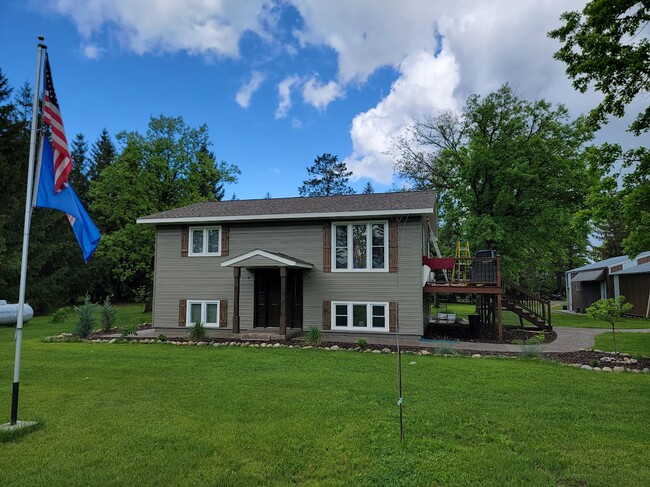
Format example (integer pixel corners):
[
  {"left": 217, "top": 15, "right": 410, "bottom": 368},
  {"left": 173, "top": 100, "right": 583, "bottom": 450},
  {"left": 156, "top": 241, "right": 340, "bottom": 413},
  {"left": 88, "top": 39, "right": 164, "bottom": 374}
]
[
  {"left": 362, "top": 181, "right": 374, "bottom": 194},
  {"left": 70, "top": 133, "right": 90, "bottom": 201},
  {"left": 89, "top": 128, "right": 116, "bottom": 180},
  {"left": 298, "top": 153, "right": 355, "bottom": 196}
]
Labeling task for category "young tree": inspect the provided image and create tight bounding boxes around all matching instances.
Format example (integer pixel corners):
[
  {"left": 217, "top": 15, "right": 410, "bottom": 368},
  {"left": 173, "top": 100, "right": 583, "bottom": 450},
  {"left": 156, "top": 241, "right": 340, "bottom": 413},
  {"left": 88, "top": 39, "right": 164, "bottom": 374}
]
[
  {"left": 586, "top": 296, "right": 633, "bottom": 353},
  {"left": 298, "top": 153, "right": 355, "bottom": 196},
  {"left": 549, "top": 1, "right": 649, "bottom": 135},
  {"left": 393, "top": 85, "right": 593, "bottom": 291},
  {"left": 362, "top": 181, "right": 374, "bottom": 194}
]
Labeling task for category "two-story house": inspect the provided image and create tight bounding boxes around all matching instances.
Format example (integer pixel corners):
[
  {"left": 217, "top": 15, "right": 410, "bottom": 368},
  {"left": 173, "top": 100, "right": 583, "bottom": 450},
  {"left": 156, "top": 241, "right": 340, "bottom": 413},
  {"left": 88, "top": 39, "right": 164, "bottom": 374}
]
[{"left": 137, "top": 191, "right": 437, "bottom": 338}]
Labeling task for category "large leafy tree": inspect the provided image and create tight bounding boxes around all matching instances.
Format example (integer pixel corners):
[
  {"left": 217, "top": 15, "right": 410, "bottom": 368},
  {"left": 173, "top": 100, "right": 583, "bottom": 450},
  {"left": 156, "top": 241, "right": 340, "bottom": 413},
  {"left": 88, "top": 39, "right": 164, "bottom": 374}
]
[
  {"left": 394, "top": 85, "right": 593, "bottom": 292},
  {"left": 549, "top": 1, "right": 649, "bottom": 135},
  {"left": 298, "top": 153, "right": 355, "bottom": 196},
  {"left": 89, "top": 115, "right": 240, "bottom": 300},
  {"left": 550, "top": 2, "right": 649, "bottom": 258}
]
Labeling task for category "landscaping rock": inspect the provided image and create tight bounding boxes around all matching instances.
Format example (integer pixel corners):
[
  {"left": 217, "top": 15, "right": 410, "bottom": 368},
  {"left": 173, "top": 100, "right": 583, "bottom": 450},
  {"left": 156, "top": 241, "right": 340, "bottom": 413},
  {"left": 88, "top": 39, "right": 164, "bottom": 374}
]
[
  {"left": 273, "top": 343, "right": 281, "bottom": 348},
  {"left": 593, "top": 367, "right": 601, "bottom": 371},
  {"left": 382, "top": 348, "right": 391, "bottom": 354},
  {"left": 109, "top": 338, "right": 117, "bottom": 344},
  {"left": 420, "top": 350, "right": 431, "bottom": 356},
  {"left": 580, "top": 365, "right": 593, "bottom": 371},
  {"left": 613, "top": 366, "right": 625, "bottom": 373},
  {"left": 372, "top": 350, "right": 381, "bottom": 354},
  {"left": 643, "top": 368, "right": 650, "bottom": 374},
  {"left": 330, "top": 345, "right": 339, "bottom": 351},
  {"left": 472, "top": 354, "right": 481, "bottom": 358},
  {"left": 602, "top": 366, "right": 612, "bottom": 372}
]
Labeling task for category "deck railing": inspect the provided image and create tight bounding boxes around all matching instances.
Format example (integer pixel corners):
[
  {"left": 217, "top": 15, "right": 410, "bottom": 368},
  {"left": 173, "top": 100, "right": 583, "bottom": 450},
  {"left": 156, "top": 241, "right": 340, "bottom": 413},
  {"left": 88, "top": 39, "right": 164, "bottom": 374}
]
[
  {"left": 424, "top": 256, "right": 501, "bottom": 286},
  {"left": 502, "top": 277, "right": 552, "bottom": 328}
]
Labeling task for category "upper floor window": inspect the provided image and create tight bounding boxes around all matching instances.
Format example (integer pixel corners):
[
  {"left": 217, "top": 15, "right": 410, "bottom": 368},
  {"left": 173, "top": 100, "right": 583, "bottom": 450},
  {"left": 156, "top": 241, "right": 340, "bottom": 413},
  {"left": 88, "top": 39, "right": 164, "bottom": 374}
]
[
  {"left": 189, "top": 226, "right": 221, "bottom": 256},
  {"left": 333, "top": 221, "right": 387, "bottom": 271}
]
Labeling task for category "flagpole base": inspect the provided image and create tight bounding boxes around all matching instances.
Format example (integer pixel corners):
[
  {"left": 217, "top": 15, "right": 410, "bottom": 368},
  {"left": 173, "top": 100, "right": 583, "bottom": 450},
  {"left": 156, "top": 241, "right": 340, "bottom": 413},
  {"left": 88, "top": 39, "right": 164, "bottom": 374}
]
[{"left": 0, "top": 420, "right": 38, "bottom": 432}]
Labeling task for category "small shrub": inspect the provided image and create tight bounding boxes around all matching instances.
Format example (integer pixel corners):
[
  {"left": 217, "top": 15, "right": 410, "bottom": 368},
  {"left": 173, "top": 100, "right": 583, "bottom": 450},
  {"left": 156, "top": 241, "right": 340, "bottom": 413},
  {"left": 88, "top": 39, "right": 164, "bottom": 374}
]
[
  {"left": 100, "top": 296, "right": 118, "bottom": 332},
  {"left": 50, "top": 307, "right": 72, "bottom": 323},
  {"left": 157, "top": 334, "right": 168, "bottom": 342},
  {"left": 118, "top": 323, "right": 139, "bottom": 338},
  {"left": 305, "top": 326, "right": 321, "bottom": 344},
  {"left": 513, "top": 332, "right": 546, "bottom": 359},
  {"left": 73, "top": 296, "right": 97, "bottom": 338},
  {"left": 586, "top": 296, "right": 633, "bottom": 353},
  {"left": 188, "top": 322, "right": 207, "bottom": 341},
  {"left": 356, "top": 337, "right": 368, "bottom": 348},
  {"left": 589, "top": 359, "right": 600, "bottom": 368}
]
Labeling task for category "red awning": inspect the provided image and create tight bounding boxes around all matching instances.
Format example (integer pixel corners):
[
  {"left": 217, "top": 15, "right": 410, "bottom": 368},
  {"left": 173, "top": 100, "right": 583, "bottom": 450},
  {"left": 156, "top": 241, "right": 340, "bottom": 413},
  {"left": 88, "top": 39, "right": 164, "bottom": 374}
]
[{"left": 422, "top": 256, "right": 455, "bottom": 270}]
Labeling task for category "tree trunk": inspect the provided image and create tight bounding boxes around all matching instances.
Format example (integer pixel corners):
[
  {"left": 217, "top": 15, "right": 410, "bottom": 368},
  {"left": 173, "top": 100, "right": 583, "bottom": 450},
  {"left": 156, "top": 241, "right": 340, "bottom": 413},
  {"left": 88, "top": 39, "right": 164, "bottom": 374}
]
[{"left": 144, "top": 299, "right": 152, "bottom": 313}]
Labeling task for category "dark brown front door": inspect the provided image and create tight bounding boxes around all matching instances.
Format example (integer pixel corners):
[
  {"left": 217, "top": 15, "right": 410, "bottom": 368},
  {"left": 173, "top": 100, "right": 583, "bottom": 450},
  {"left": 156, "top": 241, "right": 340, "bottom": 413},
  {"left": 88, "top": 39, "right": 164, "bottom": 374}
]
[{"left": 254, "top": 269, "right": 303, "bottom": 328}]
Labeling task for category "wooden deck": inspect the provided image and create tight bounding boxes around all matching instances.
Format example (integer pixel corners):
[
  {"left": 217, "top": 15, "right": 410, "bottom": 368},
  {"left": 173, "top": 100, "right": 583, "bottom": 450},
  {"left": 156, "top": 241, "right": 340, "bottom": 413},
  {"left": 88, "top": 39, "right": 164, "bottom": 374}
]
[{"left": 423, "top": 284, "right": 502, "bottom": 295}]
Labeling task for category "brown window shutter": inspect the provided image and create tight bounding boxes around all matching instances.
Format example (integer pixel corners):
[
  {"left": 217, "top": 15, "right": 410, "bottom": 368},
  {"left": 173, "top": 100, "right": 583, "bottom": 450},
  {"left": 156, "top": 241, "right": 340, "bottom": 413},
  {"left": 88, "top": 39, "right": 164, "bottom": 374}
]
[
  {"left": 389, "top": 219, "right": 398, "bottom": 272},
  {"left": 179, "top": 299, "right": 187, "bottom": 326},
  {"left": 389, "top": 301, "right": 398, "bottom": 332},
  {"left": 323, "top": 222, "right": 331, "bottom": 272},
  {"left": 221, "top": 225, "right": 229, "bottom": 256},
  {"left": 181, "top": 226, "right": 189, "bottom": 257},
  {"left": 220, "top": 299, "right": 228, "bottom": 327},
  {"left": 322, "top": 300, "right": 331, "bottom": 330}
]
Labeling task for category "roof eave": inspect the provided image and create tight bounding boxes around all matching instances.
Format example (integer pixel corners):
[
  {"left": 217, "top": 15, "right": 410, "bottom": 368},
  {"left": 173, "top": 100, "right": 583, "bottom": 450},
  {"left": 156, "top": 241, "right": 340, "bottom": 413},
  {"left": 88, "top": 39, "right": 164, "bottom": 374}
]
[{"left": 137, "top": 207, "right": 434, "bottom": 225}]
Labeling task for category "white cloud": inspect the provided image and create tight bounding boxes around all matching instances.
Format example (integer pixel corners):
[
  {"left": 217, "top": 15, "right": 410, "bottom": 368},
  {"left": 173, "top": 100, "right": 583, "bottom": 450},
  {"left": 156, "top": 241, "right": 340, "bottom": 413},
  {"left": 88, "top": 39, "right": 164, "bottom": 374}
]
[
  {"left": 344, "top": 49, "right": 460, "bottom": 183},
  {"left": 81, "top": 43, "right": 104, "bottom": 59},
  {"left": 302, "top": 78, "right": 343, "bottom": 110},
  {"left": 235, "top": 71, "right": 265, "bottom": 108},
  {"left": 275, "top": 75, "right": 301, "bottom": 119},
  {"left": 50, "top": 0, "right": 270, "bottom": 57}
]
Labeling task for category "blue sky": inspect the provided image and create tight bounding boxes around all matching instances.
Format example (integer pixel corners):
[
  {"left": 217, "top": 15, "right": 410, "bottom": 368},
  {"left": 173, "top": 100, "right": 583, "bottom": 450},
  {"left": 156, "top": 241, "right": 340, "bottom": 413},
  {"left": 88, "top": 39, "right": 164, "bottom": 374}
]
[{"left": 0, "top": 1, "right": 643, "bottom": 200}]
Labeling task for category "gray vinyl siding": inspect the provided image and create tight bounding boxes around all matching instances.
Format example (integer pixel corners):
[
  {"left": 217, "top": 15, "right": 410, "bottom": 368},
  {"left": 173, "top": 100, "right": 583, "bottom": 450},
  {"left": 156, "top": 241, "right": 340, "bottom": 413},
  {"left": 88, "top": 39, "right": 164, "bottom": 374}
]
[{"left": 152, "top": 218, "right": 425, "bottom": 335}]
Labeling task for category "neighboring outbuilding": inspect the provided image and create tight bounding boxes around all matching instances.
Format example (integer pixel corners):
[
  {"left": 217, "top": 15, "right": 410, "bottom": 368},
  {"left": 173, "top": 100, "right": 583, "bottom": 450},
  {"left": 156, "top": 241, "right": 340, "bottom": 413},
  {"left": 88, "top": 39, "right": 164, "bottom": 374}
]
[{"left": 566, "top": 252, "right": 650, "bottom": 317}]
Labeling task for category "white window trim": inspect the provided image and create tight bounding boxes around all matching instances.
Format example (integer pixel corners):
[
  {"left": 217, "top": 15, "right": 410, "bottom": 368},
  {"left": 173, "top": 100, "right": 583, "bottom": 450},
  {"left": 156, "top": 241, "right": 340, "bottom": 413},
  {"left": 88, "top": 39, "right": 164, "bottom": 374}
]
[
  {"left": 189, "top": 226, "right": 222, "bottom": 256},
  {"left": 331, "top": 301, "right": 389, "bottom": 332},
  {"left": 187, "top": 300, "right": 220, "bottom": 328},
  {"left": 331, "top": 221, "right": 388, "bottom": 272}
]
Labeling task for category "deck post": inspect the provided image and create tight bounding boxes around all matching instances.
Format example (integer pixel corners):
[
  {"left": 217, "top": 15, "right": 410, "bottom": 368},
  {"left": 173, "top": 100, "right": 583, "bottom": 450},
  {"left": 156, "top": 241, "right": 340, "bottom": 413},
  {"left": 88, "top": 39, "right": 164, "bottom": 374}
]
[
  {"left": 233, "top": 267, "right": 240, "bottom": 334},
  {"left": 497, "top": 293, "right": 503, "bottom": 341},
  {"left": 279, "top": 266, "right": 287, "bottom": 336}
]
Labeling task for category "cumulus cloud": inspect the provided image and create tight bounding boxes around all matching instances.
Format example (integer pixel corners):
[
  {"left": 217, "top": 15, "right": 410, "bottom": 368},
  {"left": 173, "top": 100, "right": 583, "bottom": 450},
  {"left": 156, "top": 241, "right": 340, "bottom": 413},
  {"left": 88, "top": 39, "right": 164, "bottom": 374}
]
[
  {"left": 302, "top": 78, "right": 343, "bottom": 110},
  {"left": 81, "top": 43, "right": 104, "bottom": 59},
  {"left": 344, "top": 49, "right": 460, "bottom": 183},
  {"left": 275, "top": 75, "right": 301, "bottom": 119},
  {"left": 235, "top": 71, "right": 265, "bottom": 108},
  {"left": 50, "top": 0, "right": 270, "bottom": 57}
]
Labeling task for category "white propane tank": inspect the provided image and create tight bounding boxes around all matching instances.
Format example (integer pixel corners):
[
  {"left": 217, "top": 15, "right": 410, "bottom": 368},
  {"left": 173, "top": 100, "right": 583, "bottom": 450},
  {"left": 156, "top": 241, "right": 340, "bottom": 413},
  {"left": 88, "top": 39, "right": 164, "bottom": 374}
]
[{"left": 0, "top": 300, "right": 35, "bottom": 325}]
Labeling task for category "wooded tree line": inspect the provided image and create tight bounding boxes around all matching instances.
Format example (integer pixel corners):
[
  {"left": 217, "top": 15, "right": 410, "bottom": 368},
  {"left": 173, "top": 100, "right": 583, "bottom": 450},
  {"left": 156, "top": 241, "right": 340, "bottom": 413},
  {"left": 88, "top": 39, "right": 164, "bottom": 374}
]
[{"left": 0, "top": 69, "right": 240, "bottom": 312}]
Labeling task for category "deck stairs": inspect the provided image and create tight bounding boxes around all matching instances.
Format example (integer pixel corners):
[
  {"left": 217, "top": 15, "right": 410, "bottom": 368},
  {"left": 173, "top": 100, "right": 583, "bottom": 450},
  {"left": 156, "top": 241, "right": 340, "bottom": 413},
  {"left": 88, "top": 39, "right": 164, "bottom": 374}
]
[{"left": 502, "top": 278, "right": 552, "bottom": 330}]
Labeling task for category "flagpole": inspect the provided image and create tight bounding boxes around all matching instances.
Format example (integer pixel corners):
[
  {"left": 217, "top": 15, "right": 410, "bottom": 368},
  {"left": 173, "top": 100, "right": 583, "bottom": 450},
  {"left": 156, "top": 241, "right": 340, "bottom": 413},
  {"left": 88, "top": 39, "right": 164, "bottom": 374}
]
[{"left": 8, "top": 37, "right": 46, "bottom": 427}]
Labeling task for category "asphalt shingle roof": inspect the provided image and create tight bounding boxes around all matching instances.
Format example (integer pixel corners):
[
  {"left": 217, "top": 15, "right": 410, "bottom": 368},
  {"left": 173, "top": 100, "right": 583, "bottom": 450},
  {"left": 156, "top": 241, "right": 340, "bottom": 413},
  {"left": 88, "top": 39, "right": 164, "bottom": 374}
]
[{"left": 138, "top": 190, "right": 436, "bottom": 223}]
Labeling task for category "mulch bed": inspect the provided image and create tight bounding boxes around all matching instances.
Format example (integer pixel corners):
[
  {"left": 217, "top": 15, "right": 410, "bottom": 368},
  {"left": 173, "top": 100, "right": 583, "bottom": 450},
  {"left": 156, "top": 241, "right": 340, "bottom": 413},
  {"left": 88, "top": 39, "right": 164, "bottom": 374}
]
[{"left": 423, "top": 322, "right": 557, "bottom": 344}]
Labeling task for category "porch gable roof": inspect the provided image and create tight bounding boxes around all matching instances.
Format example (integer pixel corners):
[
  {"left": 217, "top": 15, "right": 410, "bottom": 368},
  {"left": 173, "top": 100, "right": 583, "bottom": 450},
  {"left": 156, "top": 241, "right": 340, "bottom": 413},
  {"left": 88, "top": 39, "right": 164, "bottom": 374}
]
[{"left": 220, "top": 249, "right": 314, "bottom": 269}]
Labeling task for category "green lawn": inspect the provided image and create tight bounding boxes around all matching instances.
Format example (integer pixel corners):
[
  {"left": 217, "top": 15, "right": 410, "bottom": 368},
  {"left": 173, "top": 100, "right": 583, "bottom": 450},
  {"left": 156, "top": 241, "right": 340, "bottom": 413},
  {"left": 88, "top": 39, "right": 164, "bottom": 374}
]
[
  {"left": 434, "top": 303, "right": 650, "bottom": 329},
  {"left": 1, "top": 313, "right": 649, "bottom": 485},
  {"left": 594, "top": 332, "right": 650, "bottom": 358}
]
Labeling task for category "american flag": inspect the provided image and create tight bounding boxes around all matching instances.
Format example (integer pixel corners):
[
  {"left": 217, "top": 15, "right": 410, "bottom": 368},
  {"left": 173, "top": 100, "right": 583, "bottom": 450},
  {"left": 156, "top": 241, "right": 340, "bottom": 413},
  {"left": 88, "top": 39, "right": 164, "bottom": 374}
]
[{"left": 42, "top": 53, "right": 71, "bottom": 193}]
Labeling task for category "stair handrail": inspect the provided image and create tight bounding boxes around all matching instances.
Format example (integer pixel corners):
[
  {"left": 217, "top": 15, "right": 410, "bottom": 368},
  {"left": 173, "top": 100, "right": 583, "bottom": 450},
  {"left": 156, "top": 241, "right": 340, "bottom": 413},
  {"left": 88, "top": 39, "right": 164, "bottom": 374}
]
[{"left": 502, "top": 277, "right": 552, "bottom": 329}]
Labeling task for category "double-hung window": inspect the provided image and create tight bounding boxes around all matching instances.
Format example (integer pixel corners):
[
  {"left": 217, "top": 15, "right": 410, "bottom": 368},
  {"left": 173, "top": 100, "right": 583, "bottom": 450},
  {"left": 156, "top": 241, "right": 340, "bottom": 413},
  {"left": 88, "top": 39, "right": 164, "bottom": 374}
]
[
  {"left": 187, "top": 300, "right": 220, "bottom": 328},
  {"left": 333, "top": 221, "right": 387, "bottom": 271},
  {"left": 333, "top": 302, "right": 388, "bottom": 331},
  {"left": 189, "top": 226, "right": 221, "bottom": 256}
]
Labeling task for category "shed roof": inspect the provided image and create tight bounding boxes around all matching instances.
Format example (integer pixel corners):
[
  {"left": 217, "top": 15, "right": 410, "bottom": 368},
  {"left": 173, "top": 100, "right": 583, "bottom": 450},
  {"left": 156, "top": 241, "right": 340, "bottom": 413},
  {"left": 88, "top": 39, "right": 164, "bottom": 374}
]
[
  {"left": 568, "top": 256, "right": 628, "bottom": 273},
  {"left": 137, "top": 191, "right": 436, "bottom": 224},
  {"left": 572, "top": 269, "right": 606, "bottom": 282}
]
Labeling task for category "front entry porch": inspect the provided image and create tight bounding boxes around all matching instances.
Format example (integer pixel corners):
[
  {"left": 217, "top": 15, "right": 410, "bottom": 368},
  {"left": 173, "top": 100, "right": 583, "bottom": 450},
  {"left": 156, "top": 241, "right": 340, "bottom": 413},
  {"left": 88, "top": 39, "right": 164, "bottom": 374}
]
[{"left": 221, "top": 249, "right": 313, "bottom": 336}]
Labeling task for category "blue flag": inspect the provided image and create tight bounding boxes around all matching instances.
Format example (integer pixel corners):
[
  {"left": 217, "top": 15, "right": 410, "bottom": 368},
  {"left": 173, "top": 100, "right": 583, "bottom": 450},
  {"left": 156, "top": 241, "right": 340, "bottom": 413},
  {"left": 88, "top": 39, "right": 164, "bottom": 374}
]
[{"left": 35, "top": 137, "right": 101, "bottom": 262}]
